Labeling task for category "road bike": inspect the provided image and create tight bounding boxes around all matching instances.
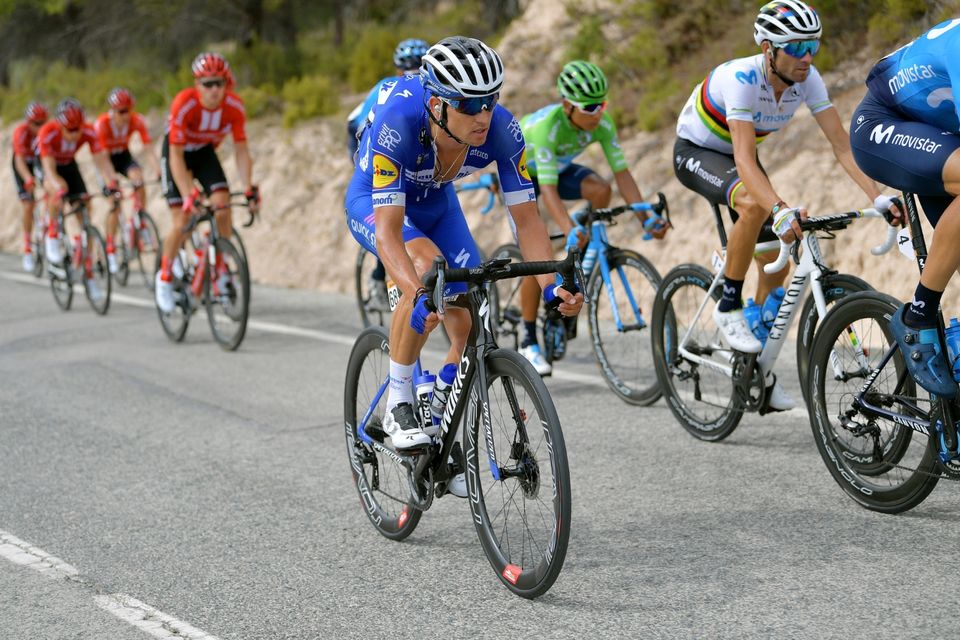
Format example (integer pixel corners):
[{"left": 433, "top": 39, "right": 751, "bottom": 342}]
[
  {"left": 490, "top": 195, "right": 668, "bottom": 404},
  {"left": 650, "top": 201, "right": 896, "bottom": 441},
  {"left": 157, "top": 191, "right": 252, "bottom": 351},
  {"left": 355, "top": 172, "right": 503, "bottom": 328},
  {"left": 47, "top": 194, "right": 112, "bottom": 315},
  {"left": 806, "top": 192, "right": 960, "bottom": 513},
  {"left": 344, "top": 250, "right": 583, "bottom": 598},
  {"left": 104, "top": 179, "right": 161, "bottom": 291}
]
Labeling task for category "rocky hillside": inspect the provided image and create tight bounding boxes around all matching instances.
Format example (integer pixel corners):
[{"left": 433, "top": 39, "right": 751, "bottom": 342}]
[{"left": 0, "top": 0, "right": 941, "bottom": 309}]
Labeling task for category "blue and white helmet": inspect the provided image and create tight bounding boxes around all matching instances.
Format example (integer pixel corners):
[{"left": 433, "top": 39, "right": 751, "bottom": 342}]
[
  {"left": 754, "top": 0, "right": 822, "bottom": 46},
  {"left": 420, "top": 36, "right": 504, "bottom": 99},
  {"left": 394, "top": 38, "right": 429, "bottom": 71}
]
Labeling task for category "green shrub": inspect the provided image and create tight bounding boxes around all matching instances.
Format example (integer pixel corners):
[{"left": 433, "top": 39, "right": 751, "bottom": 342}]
[
  {"left": 281, "top": 74, "right": 339, "bottom": 127},
  {"left": 239, "top": 84, "right": 283, "bottom": 118},
  {"left": 347, "top": 26, "right": 398, "bottom": 92}
]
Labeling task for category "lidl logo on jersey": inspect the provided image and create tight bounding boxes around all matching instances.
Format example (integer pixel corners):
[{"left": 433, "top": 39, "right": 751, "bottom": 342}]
[
  {"left": 516, "top": 148, "right": 530, "bottom": 181},
  {"left": 372, "top": 154, "right": 399, "bottom": 188}
]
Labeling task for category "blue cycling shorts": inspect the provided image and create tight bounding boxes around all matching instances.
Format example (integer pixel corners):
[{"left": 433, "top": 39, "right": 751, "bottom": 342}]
[
  {"left": 850, "top": 91, "right": 960, "bottom": 226},
  {"left": 531, "top": 163, "right": 599, "bottom": 200},
  {"left": 345, "top": 172, "right": 481, "bottom": 296}
]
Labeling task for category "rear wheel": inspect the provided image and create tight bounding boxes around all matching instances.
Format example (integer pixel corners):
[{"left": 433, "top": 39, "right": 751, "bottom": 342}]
[
  {"left": 205, "top": 238, "right": 250, "bottom": 351},
  {"left": 651, "top": 264, "right": 743, "bottom": 441},
  {"left": 807, "top": 291, "right": 940, "bottom": 513},
  {"left": 356, "top": 246, "right": 390, "bottom": 329},
  {"left": 465, "top": 348, "right": 571, "bottom": 598},
  {"left": 114, "top": 227, "right": 130, "bottom": 287},
  {"left": 49, "top": 237, "right": 73, "bottom": 311},
  {"left": 158, "top": 246, "right": 194, "bottom": 343},
  {"left": 489, "top": 243, "right": 523, "bottom": 351},
  {"left": 344, "top": 327, "right": 423, "bottom": 540},
  {"left": 588, "top": 248, "right": 662, "bottom": 406},
  {"left": 83, "top": 224, "right": 112, "bottom": 315},
  {"left": 31, "top": 213, "right": 45, "bottom": 278}
]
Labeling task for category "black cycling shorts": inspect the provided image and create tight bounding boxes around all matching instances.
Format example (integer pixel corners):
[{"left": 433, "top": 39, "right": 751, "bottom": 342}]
[
  {"left": 43, "top": 161, "right": 88, "bottom": 199},
  {"left": 850, "top": 90, "right": 959, "bottom": 227},
  {"left": 109, "top": 150, "right": 140, "bottom": 177},
  {"left": 531, "top": 163, "right": 600, "bottom": 200},
  {"left": 12, "top": 155, "right": 39, "bottom": 202},
  {"left": 160, "top": 135, "right": 228, "bottom": 206},
  {"left": 673, "top": 137, "right": 776, "bottom": 243}
]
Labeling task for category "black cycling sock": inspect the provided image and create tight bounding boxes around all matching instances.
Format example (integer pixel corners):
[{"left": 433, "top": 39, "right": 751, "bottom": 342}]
[
  {"left": 717, "top": 277, "right": 744, "bottom": 313},
  {"left": 903, "top": 283, "right": 942, "bottom": 329},
  {"left": 521, "top": 321, "right": 538, "bottom": 348}
]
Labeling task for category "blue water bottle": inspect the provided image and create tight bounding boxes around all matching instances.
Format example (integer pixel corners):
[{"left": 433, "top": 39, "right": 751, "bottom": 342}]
[
  {"left": 761, "top": 287, "right": 786, "bottom": 333},
  {"left": 742, "top": 298, "right": 767, "bottom": 343},
  {"left": 944, "top": 318, "right": 960, "bottom": 383}
]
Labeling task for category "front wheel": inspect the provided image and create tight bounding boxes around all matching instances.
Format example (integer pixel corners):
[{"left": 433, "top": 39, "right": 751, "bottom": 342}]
[
  {"left": 343, "top": 327, "right": 423, "bottom": 540},
  {"left": 133, "top": 211, "right": 162, "bottom": 292},
  {"left": 588, "top": 248, "right": 662, "bottom": 406},
  {"left": 807, "top": 291, "right": 940, "bottom": 513},
  {"left": 49, "top": 238, "right": 74, "bottom": 311},
  {"left": 651, "top": 264, "right": 743, "bottom": 441},
  {"left": 796, "top": 273, "right": 872, "bottom": 407},
  {"left": 465, "top": 348, "right": 571, "bottom": 599},
  {"left": 84, "top": 224, "right": 112, "bottom": 315},
  {"left": 205, "top": 238, "right": 250, "bottom": 351}
]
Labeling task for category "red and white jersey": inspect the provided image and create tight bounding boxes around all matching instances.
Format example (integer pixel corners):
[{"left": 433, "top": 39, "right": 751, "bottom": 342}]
[
  {"left": 36, "top": 120, "right": 102, "bottom": 165},
  {"left": 12, "top": 121, "right": 38, "bottom": 161},
  {"left": 166, "top": 87, "right": 247, "bottom": 151},
  {"left": 95, "top": 111, "right": 152, "bottom": 154}
]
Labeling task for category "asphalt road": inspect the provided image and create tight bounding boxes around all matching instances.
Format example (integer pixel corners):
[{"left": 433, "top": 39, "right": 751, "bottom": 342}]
[{"left": 1, "top": 251, "right": 958, "bottom": 640}]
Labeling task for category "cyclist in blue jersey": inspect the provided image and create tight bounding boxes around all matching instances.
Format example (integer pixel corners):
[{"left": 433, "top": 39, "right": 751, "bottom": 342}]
[
  {"left": 347, "top": 38, "right": 429, "bottom": 313},
  {"left": 849, "top": 18, "right": 960, "bottom": 397},
  {"left": 345, "top": 37, "right": 583, "bottom": 466}
]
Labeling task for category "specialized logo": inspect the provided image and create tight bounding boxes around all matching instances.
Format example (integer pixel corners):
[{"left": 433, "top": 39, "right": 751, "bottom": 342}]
[
  {"left": 910, "top": 298, "right": 925, "bottom": 309},
  {"left": 377, "top": 124, "right": 401, "bottom": 151},
  {"left": 735, "top": 70, "right": 757, "bottom": 85},
  {"left": 372, "top": 154, "right": 399, "bottom": 188},
  {"left": 454, "top": 247, "right": 470, "bottom": 268}
]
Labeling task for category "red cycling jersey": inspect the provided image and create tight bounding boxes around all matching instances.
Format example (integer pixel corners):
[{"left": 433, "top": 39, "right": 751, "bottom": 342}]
[
  {"left": 12, "top": 122, "right": 39, "bottom": 161},
  {"left": 95, "top": 111, "right": 152, "bottom": 154},
  {"left": 36, "top": 120, "right": 102, "bottom": 165},
  {"left": 166, "top": 87, "right": 247, "bottom": 151}
]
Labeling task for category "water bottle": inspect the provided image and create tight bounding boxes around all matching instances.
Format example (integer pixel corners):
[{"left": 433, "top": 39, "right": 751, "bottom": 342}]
[
  {"left": 582, "top": 245, "right": 598, "bottom": 274},
  {"left": 742, "top": 298, "right": 767, "bottom": 343},
  {"left": 945, "top": 318, "right": 960, "bottom": 383},
  {"left": 430, "top": 363, "right": 457, "bottom": 427},
  {"left": 761, "top": 287, "right": 786, "bottom": 332},
  {"left": 414, "top": 370, "right": 436, "bottom": 431}
]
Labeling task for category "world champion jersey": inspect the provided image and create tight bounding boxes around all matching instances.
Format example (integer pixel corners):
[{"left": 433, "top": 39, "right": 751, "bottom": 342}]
[
  {"left": 519, "top": 104, "right": 627, "bottom": 185},
  {"left": 865, "top": 18, "right": 960, "bottom": 132},
  {"left": 676, "top": 54, "right": 832, "bottom": 154},
  {"left": 355, "top": 75, "right": 535, "bottom": 209}
]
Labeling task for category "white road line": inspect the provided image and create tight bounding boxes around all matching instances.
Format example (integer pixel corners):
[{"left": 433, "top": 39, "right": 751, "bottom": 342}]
[
  {"left": 1, "top": 269, "right": 608, "bottom": 387},
  {"left": 1, "top": 528, "right": 219, "bottom": 639}
]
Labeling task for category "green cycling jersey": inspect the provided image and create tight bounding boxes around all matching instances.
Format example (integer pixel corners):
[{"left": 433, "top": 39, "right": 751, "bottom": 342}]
[{"left": 519, "top": 103, "right": 628, "bottom": 185}]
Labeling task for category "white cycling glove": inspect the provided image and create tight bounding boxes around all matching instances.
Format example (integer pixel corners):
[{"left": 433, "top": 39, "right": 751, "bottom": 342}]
[{"left": 772, "top": 206, "right": 801, "bottom": 239}]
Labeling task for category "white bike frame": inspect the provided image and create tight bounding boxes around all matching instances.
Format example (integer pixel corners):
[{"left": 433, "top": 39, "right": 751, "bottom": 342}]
[{"left": 675, "top": 208, "right": 896, "bottom": 381}]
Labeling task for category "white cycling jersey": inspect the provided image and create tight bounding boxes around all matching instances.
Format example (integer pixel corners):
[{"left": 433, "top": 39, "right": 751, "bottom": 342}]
[{"left": 676, "top": 54, "right": 833, "bottom": 154}]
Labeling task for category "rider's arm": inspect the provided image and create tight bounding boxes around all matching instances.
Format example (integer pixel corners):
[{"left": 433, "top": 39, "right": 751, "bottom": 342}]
[
  {"left": 134, "top": 115, "right": 161, "bottom": 178},
  {"left": 41, "top": 156, "right": 65, "bottom": 196},
  {"left": 168, "top": 143, "right": 195, "bottom": 203},
  {"left": 729, "top": 119, "right": 783, "bottom": 212},
  {"left": 814, "top": 106, "right": 882, "bottom": 201},
  {"left": 374, "top": 204, "right": 420, "bottom": 299},
  {"left": 92, "top": 150, "right": 117, "bottom": 186},
  {"left": 13, "top": 153, "right": 32, "bottom": 184},
  {"left": 234, "top": 141, "right": 254, "bottom": 192},
  {"left": 538, "top": 184, "right": 574, "bottom": 235}
]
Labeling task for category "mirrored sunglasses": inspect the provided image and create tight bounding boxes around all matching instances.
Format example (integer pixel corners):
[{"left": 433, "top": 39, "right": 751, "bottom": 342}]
[
  {"left": 116, "top": 109, "right": 130, "bottom": 115},
  {"left": 200, "top": 78, "right": 226, "bottom": 89},
  {"left": 571, "top": 100, "right": 607, "bottom": 115},
  {"left": 775, "top": 39, "right": 820, "bottom": 58},
  {"left": 442, "top": 93, "right": 499, "bottom": 116},
  {"left": 65, "top": 127, "right": 81, "bottom": 133}
]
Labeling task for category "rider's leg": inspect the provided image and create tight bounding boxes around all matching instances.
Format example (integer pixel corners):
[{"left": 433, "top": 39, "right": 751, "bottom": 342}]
[
  {"left": 127, "top": 166, "right": 146, "bottom": 213},
  {"left": 580, "top": 174, "right": 612, "bottom": 209},
  {"left": 917, "top": 153, "right": 960, "bottom": 292},
  {"left": 161, "top": 205, "right": 187, "bottom": 278},
  {"left": 720, "top": 187, "right": 767, "bottom": 311},
  {"left": 519, "top": 276, "right": 539, "bottom": 346},
  {"left": 21, "top": 199, "right": 34, "bottom": 253},
  {"left": 211, "top": 189, "right": 232, "bottom": 242}
]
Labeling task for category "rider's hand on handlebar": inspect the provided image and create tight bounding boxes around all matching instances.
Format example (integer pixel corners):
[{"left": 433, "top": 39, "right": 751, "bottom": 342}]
[
  {"left": 543, "top": 283, "right": 584, "bottom": 318},
  {"left": 245, "top": 185, "right": 261, "bottom": 214},
  {"left": 103, "top": 179, "right": 120, "bottom": 199},
  {"left": 565, "top": 225, "right": 587, "bottom": 250},
  {"left": 410, "top": 290, "right": 439, "bottom": 334},
  {"left": 875, "top": 194, "right": 904, "bottom": 227},
  {"left": 772, "top": 203, "right": 807, "bottom": 242},
  {"left": 181, "top": 192, "right": 197, "bottom": 215},
  {"left": 642, "top": 212, "right": 669, "bottom": 240}
]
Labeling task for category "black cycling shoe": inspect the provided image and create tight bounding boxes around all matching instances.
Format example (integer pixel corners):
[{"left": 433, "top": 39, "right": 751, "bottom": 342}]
[{"left": 890, "top": 303, "right": 957, "bottom": 399}]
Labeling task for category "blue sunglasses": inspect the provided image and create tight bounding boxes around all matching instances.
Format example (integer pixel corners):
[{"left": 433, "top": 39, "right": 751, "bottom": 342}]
[
  {"left": 442, "top": 93, "right": 499, "bottom": 116},
  {"left": 775, "top": 39, "right": 820, "bottom": 58}
]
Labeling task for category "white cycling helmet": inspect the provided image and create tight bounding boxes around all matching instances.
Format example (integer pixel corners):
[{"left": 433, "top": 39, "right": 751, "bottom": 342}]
[
  {"left": 753, "top": 0, "right": 822, "bottom": 46},
  {"left": 420, "top": 36, "right": 504, "bottom": 99}
]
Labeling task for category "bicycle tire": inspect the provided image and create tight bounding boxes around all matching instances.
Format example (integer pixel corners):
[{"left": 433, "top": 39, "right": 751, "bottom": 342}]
[
  {"left": 489, "top": 243, "right": 523, "bottom": 351},
  {"left": 84, "top": 225, "right": 112, "bottom": 315},
  {"left": 651, "top": 264, "right": 743, "bottom": 441},
  {"left": 807, "top": 291, "right": 940, "bottom": 513},
  {"left": 158, "top": 247, "right": 194, "bottom": 343},
  {"left": 31, "top": 218, "right": 44, "bottom": 278},
  {"left": 205, "top": 237, "right": 250, "bottom": 351},
  {"left": 115, "top": 228, "right": 130, "bottom": 287},
  {"left": 231, "top": 226, "right": 248, "bottom": 268},
  {"left": 134, "top": 211, "right": 161, "bottom": 292},
  {"left": 49, "top": 239, "right": 73, "bottom": 311},
  {"left": 796, "top": 273, "right": 872, "bottom": 407},
  {"left": 465, "top": 348, "right": 571, "bottom": 598},
  {"left": 588, "top": 248, "right": 663, "bottom": 406},
  {"left": 343, "top": 326, "right": 423, "bottom": 540}
]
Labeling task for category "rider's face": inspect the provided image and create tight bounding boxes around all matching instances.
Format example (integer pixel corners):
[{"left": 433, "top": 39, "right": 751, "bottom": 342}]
[
  {"left": 434, "top": 98, "right": 494, "bottom": 147},
  {"left": 563, "top": 99, "right": 606, "bottom": 131},
  {"left": 196, "top": 77, "right": 227, "bottom": 109},
  {"left": 766, "top": 41, "right": 814, "bottom": 83}
]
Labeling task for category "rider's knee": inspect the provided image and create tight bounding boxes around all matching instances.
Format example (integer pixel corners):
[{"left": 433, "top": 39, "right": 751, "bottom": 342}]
[{"left": 583, "top": 178, "right": 612, "bottom": 207}]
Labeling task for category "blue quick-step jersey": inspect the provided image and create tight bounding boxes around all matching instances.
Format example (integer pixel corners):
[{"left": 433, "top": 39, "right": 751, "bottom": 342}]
[
  {"left": 866, "top": 18, "right": 960, "bottom": 132},
  {"left": 353, "top": 74, "right": 535, "bottom": 212}
]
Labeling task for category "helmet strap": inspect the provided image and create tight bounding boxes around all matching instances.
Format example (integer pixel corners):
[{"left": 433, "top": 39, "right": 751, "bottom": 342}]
[
  {"left": 564, "top": 103, "right": 586, "bottom": 132},
  {"left": 768, "top": 47, "right": 796, "bottom": 87},
  {"left": 428, "top": 100, "right": 468, "bottom": 146}
]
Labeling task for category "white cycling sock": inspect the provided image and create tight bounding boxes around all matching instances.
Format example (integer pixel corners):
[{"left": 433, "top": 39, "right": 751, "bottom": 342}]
[{"left": 386, "top": 360, "right": 415, "bottom": 413}]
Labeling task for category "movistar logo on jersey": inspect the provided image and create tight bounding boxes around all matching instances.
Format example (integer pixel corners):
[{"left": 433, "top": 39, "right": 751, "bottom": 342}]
[
  {"left": 735, "top": 70, "right": 758, "bottom": 85},
  {"left": 372, "top": 154, "right": 399, "bottom": 188},
  {"left": 869, "top": 124, "right": 895, "bottom": 144},
  {"left": 886, "top": 63, "right": 936, "bottom": 95},
  {"left": 685, "top": 157, "right": 723, "bottom": 187},
  {"left": 869, "top": 123, "right": 943, "bottom": 153}
]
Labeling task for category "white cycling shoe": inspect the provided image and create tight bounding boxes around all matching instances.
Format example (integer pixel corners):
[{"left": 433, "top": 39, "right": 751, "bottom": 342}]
[
  {"left": 45, "top": 236, "right": 63, "bottom": 265},
  {"left": 155, "top": 273, "right": 176, "bottom": 314},
  {"left": 86, "top": 278, "right": 104, "bottom": 302},
  {"left": 383, "top": 403, "right": 431, "bottom": 449},
  {"left": 22, "top": 253, "right": 35, "bottom": 273},
  {"left": 520, "top": 344, "right": 552, "bottom": 376},
  {"left": 107, "top": 252, "right": 119, "bottom": 274},
  {"left": 765, "top": 379, "right": 796, "bottom": 412},
  {"left": 446, "top": 471, "right": 468, "bottom": 498},
  {"left": 713, "top": 307, "right": 763, "bottom": 353}
]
